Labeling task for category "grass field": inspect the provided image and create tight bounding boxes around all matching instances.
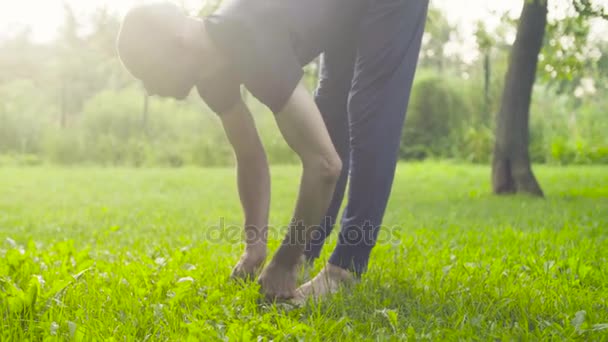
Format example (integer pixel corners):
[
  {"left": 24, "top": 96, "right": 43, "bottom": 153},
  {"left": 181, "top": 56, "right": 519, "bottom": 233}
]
[{"left": 1, "top": 162, "right": 607, "bottom": 341}]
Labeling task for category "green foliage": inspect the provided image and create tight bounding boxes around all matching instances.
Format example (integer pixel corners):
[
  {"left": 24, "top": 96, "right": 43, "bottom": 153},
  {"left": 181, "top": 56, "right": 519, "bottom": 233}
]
[
  {"left": 529, "top": 84, "right": 608, "bottom": 165},
  {"left": 401, "top": 72, "right": 471, "bottom": 160},
  {"left": 419, "top": 5, "right": 454, "bottom": 70},
  {"left": 1, "top": 4, "right": 608, "bottom": 167},
  {"left": 2, "top": 67, "right": 606, "bottom": 166},
  {"left": 0, "top": 164, "right": 607, "bottom": 340},
  {"left": 42, "top": 128, "right": 84, "bottom": 165},
  {"left": 461, "top": 125, "right": 495, "bottom": 164},
  {"left": 572, "top": 0, "right": 608, "bottom": 19},
  {"left": 396, "top": 65, "right": 606, "bottom": 165},
  {"left": 247, "top": 99, "right": 299, "bottom": 165},
  {"left": 0, "top": 80, "right": 53, "bottom": 155},
  {"left": 540, "top": 14, "right": 591, "bottom": 84}
]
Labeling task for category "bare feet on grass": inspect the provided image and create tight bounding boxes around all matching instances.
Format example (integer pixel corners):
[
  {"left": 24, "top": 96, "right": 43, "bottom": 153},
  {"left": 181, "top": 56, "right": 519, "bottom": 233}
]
[
  {"left": 292, "top": 263, "right": 356, "bottom": 306},
  {"left": 298, "top": 257, "right": 315, "bottom": 283},
  {"left": 231, "top": 247, "right": 266, "bottom": 281},
  {"left": 257, "top": 255, "right": 302, "bottom": 301}
]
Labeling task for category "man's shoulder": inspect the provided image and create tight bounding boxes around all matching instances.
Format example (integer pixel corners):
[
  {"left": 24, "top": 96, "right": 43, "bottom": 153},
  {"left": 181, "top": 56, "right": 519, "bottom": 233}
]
[{"left": 196, "top": 71, "right": 242, "bottom": 115}]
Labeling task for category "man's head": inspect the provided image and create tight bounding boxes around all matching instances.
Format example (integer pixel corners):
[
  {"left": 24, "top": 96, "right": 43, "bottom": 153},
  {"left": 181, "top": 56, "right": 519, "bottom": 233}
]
[{"left": 117, "top": 2, "right": 202, "bottom": 99}]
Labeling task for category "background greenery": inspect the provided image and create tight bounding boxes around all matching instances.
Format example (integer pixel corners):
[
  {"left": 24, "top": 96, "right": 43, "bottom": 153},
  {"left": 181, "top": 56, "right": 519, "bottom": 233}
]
[{"left": 1, "top": 4, "right": 607, "bottom": 168}]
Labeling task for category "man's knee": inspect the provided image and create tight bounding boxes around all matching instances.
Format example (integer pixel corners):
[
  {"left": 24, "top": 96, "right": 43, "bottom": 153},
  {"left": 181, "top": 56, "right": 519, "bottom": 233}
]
[
  {"left": 303, "top": 152, "right": 343, "bottom": 185},
  {"left": 320, "top": 152, "right": 343, "bottom": 185}
]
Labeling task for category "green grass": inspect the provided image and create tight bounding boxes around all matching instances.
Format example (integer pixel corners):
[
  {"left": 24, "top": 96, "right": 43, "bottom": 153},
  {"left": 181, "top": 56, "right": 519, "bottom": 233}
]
[{"left": 1, "top": 162, "right": 607, "bottom": 341}]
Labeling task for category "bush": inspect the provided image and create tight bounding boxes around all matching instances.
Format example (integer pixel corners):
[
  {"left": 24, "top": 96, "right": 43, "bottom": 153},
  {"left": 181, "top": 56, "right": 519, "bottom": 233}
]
[
  {"left": 530, "top": 84, "right": 608, "bottom": 165},
  {"left": 3, "top": 70, "right": 608, "bottom": 167},
  {"left": 79, "top": 87, "right": 234, "bottom": 167},
  {"left": 0, "top": 80, "right": 53, "bottom": 155},
  {"left": 249, "top": 99, "right": 298, "bottom": 165},
  {"left": 0, "top": 154, "right": 42, "bottom": 167},
  {"left": 154, "top": 143, "right": 186, "bottom": 168},
  {"left": 42, "top": 129, "right": 84, "bottom": 165},
  {"left": 461, "top": 125, "right": 494, "bottom": 163},
  {"left": 17, "top": 154, "right": 44, "bottom": 167},
  {"left": 401, "top": 72, "right": 471, "bottom": 160},
  {"left": 590, "top": 146, "right": 608, "bottom": 164},
  {"left": 124, "top": 139, "right": 150, "bottom": 168},
  {"left": 81, "top": 88, "right": 147, "bottom": 143},
  {"left": 85, "top": 134, "right": 125, "bottom": 166},
  {"left": 189, "top": 137, "right": 233, "bottom": 167}
]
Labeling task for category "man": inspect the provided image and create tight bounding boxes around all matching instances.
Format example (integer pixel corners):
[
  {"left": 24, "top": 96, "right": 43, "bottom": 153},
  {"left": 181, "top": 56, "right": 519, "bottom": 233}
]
[{"left": 117, "top": 0, "right": 428, "bottom": 302}]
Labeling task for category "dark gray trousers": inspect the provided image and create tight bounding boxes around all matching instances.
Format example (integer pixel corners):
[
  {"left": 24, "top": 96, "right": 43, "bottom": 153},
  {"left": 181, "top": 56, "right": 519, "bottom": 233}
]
[{"left": 305, "top": 0, "right": 429, "bottom": 275}]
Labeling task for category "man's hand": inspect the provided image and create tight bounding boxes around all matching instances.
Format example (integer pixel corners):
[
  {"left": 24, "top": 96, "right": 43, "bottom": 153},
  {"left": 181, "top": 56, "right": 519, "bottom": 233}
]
[
  {"left": 220, "top": 100, "right": 270, "bottom": 280},
  {"left": 258, "top": 82, "right": 342, "bottom": 300}
]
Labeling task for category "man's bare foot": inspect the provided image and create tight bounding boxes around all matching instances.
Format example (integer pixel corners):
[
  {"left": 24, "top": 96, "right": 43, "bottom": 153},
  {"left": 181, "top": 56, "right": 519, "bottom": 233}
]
[
  {"left": 231, "top": 248, "right": 266, "bottom": 281},
  {"left": 298, "top": 257, "right": 315, "bottom": 283},
  {"left": 257, "top": 258, "right": 300, "bottom": 301},
  {"left": 292, "top": 263, "right": 356, "bottom": 306}
]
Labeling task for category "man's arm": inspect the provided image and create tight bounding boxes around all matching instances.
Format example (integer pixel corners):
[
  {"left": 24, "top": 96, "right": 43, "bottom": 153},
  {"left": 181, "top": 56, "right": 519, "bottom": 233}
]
[
  {"left": 258, "top": 82, "right": 342, "bottom": 299},
  {"left": 219, "top": 99, "right": 270, "bottom": 278},
  {"left": 274, "top": 82, "right": 343, "bottom": 261}
]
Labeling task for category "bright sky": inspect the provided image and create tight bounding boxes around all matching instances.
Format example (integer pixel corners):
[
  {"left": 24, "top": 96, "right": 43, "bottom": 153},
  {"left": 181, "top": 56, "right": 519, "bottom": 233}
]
[
  {"left": 0, "top": 0, "right": 522, "bottom": 41},
  {"left": 0, "top": 0, "right": 205, "bottom": 41},
  {"left": 0, "top": 0, "right": 606, "bottom": 57}
]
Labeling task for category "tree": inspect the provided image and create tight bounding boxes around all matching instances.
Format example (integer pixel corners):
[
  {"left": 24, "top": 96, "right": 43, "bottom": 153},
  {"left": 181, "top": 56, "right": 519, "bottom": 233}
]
[
  {"left": 492, "top": 0, "right": 606, "bottom": 196},
  {"left": 420, "top": 6, "right": 453, "bottom": 71},
  {"left": 572, "top": 0, "right": 608, "bottom": 19},
  {"left": 53, "top": 5, "right": 127, "bottom": 128},
  {"left": 474, "top": 22, "right": 494, "bottom": 126},
  {"left": 492, "top": 0, "right": 547, "bottom": 197},
  {"left": 0, "top": 29, "right": 53, "bottom": 85}
]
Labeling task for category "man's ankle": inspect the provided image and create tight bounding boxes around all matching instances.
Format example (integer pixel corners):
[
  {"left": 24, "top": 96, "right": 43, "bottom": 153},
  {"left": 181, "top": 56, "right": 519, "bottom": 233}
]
[
  {"left": 325, "top": 263, "right": 356, "bottom": 282},
  {"left": 272, "top": 245, "right": 305, "bottom": 268},
  {"left": 244, "top": 244, "right": 267, "bottom": 261}
]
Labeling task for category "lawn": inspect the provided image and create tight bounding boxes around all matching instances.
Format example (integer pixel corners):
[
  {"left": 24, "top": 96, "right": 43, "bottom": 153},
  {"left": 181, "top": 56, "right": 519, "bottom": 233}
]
[{"left": 1, "top": 162, "right": 607, "bottom": 341}]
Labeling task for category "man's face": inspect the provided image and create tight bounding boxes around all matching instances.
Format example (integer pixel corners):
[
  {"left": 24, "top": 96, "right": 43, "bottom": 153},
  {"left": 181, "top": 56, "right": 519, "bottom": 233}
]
[{"left": 141, "top": 57, "right": 197, "bottom": 100}]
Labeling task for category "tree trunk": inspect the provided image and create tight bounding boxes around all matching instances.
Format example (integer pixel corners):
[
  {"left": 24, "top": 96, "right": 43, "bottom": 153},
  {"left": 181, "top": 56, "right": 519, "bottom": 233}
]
[
  {"left": 142, "top": 91, "right": 149, "bottom": 135},
  {"left": 492, "top": 0, "right": 547, "bottom": 197},
  {"left": 483, "top": 51, "right": 491, "bottom": 125},
  {"left": 60, "top": 80, "right": 68, "bottom": 129}
]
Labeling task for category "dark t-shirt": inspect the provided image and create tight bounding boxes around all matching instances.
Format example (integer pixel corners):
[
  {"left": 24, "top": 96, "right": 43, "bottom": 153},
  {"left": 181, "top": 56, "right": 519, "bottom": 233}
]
[{"left": 197, "top": 0, "right": 361, "bottom": 114}]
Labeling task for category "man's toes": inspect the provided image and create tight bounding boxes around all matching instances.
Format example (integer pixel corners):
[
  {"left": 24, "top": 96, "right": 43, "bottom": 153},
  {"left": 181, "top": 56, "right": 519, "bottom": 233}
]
[
  {"left": 231, "top": 255, "right": 266, "bottom": 281},
  {"left": 230, "top": 268, "right": 255, "bottom": 282},
  {"left": 230, "top": 261, "right": 253, "bottom": 280},
  {"left": 258, "top": 281, "right": 296, "bottom": 302},
  {"left": 263, "top": 288, "right": 295, "bottom": 301},
  {"left": 290, "top": 287, "right": 309, "bottom": 307}
]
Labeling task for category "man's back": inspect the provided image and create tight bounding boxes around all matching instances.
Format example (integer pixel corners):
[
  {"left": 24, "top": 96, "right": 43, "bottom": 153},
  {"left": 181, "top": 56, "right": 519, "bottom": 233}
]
[
  {"left": 199, "top": 0, "right": 364, "bottom": 114},
  {"left": 209, "top": 0, "right": 362, "bottom": 65}
]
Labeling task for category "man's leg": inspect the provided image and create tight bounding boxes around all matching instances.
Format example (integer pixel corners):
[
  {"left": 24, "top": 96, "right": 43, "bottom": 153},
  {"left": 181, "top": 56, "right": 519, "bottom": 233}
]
[
  {"left": 295, "top": 0, "right": 429, "bottom": 301},
  {"left": 304, "top": 43, "right": 357, "bottom": 262},
  {"left": 331, "top": 0, "right": 429, "bottom": 275}
]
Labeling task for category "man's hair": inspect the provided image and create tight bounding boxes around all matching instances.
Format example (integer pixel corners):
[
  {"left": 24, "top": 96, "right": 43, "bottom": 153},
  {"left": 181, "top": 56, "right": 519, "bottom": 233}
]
[{"left": 117, "top": 2, "right": 186, "bottom": 79}]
